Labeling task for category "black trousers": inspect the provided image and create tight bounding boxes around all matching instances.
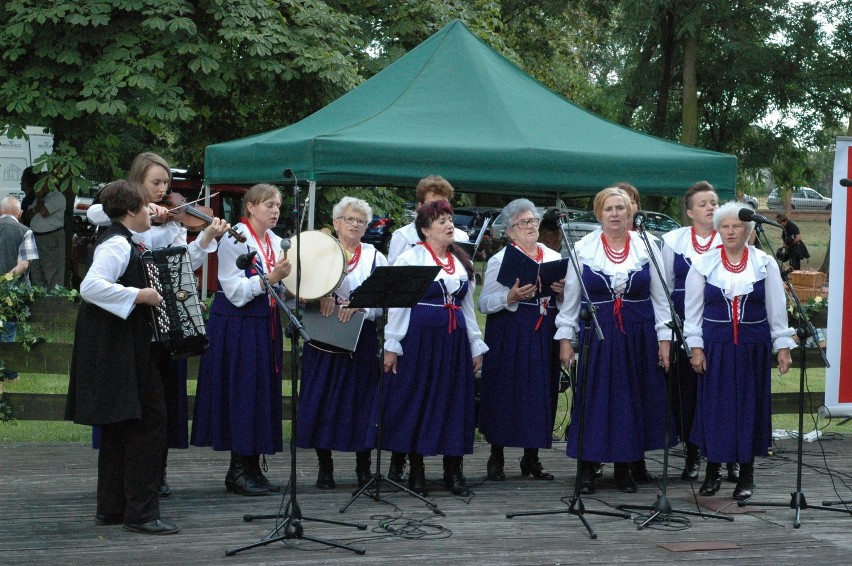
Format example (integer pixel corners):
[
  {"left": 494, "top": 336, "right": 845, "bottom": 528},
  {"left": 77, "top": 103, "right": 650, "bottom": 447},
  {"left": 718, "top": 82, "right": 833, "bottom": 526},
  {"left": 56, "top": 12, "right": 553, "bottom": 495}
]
[{"left": 96, "top": 344, "right": 167, "bottom": 524}]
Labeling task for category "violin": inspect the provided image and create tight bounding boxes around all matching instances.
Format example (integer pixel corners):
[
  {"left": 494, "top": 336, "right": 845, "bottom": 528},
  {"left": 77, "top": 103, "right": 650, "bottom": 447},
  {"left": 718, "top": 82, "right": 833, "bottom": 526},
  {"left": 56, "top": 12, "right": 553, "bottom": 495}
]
[{"left": 158, "top": 192, "right": 246, "bottom": 243}]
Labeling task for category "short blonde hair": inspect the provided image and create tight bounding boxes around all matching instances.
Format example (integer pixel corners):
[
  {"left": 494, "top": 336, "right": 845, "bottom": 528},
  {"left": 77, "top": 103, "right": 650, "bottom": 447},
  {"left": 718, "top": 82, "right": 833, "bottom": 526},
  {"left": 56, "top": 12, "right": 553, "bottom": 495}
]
[
  {"left": 241, "top": 184, "right": 281, "bottom": 218},
  {"left": 593, "top": 187, "right": 632, "bottom": 221}
]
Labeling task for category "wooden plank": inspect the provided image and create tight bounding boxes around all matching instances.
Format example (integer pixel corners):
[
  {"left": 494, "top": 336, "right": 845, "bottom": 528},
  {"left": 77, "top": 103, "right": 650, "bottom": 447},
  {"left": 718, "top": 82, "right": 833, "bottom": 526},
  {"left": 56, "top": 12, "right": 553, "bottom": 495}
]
[
  {"left": 0, "top": 341, "right": 73, "bottom": 374},
  {"left": 28, "top": 296, "right": 80, "bottom": 326},
  {"left": 4, "top": 392, "right": 294, "bottom": 421}
]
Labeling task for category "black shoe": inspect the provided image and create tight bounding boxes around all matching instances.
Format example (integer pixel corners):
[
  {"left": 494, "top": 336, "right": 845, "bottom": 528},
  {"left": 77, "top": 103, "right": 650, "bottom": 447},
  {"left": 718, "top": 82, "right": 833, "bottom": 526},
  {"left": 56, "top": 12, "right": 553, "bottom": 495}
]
[
  {"left": 699, "top": 463, "right": 722, "bottom": 496},
  {"left": 487, "top": 452, "right": 506, "bottom": 481},
  {"left": 726, "top": 462, "right": 740, "bottom": 483},
  {"left": 614, "top": 463, "right": 637, "bottom": 493},
  {"left": 247, "top": 455, "right": 280, "bottom": 492},
  {"left": 732, "top": 463, "right": 754, "bottom": 500},
  {"left": 408, "top": 453, "right": 428, "bottom": 496},
  {"left": 630, "top": 459, "right": 654, "bottom": 483},
  {"left": 95, "top": 513, "right": 124, "bottom": 526},
  {"left": 158, "top": 475, "right": 171, "bottom": 497},
  {"left": 355, "top": 451, "right": 372, "bottom": 488},
  {"left": 681, "top": 461, "right": 700, "bottom": 481},
  {"left": 388, "top": 452, "right": 407, "bottom": 482},
  {"left": 520, "top": 452, "right": 554, "bottom": 481},
  {"left": 315, "top": 449, "right": 335, "bottom": 490},
  {"left": 226, "top": 453, "right": 276, "bottom": 496},
  {"left": 443, "top": 455, "right": 471, "bottom": 496},
  {"left": 123, "top": 519, "right": 180, "bottom": 535},
  {"left": 578, "top": 462, "right": 596, "bottom": 495}
]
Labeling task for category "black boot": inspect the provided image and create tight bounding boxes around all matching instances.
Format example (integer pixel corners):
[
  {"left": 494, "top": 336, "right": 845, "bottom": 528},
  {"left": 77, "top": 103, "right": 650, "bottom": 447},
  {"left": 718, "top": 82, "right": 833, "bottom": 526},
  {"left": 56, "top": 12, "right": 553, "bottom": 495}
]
[
  {"left": 699, "top": 462, "right": 722, "bottom": 496},
  {"left": 726, "top": 462, "right": 740, "bottom": 483},
  {"left": 355, "top": 450, "right": 372, "bottom": 488},
  {"left": 733, "top": 462, "right": 754, "bottom": 500},
  {"left": 158, "top": 449, "right": 171, "bottom": 497},
  {"left": 614, "top": 462, "right": 637, "bottom": 493},
  {"left": 315, "top": 449, "right": 336, "bottom": 490},
  {"left": 681, "top": 443, "right": 700, "bottom": 481},
  {"left": 578, "top": 461, "right": 596, "bottom": 495},
  {"left": 408, "top": 453, "right": 428, "bottom": 496},
  {"left": 225, "top": 452, "right": 274, "bottom": 496},
  {"left": 443, "top": 455, "right": 470, "bottom": 496},
  {"left": 630, "top": 459, "right": 654, "bottom": 483},
  {"left": 388, "top": 451, "right": 407, "bottom": 482},
  {"left": 487, "top": 445, "right": 505, "bottom": 481},
  {"left": 520, "top": 448, "right": 554, "bottom": 480},
  {"left": 248, "top": 455, "right": 280, "bottom": 492}
]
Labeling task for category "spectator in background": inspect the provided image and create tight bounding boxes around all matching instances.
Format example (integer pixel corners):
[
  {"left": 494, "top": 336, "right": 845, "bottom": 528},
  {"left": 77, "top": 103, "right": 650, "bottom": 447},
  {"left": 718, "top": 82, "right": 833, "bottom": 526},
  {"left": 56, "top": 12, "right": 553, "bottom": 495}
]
[
  {"left": 615, "top": 182, "right": 641, "bottom": 212},
  {"left": 0, "top": 196, "right": 39, "bottom": 346},
  {"left": 776, "top": 213, "right": 808, "bottom": 270},
  {"left": 19, "top": 166, "right": 37, "bottom": 225},
  {"left": 25, "top": 170, "right": 66, "bottom": 288}
]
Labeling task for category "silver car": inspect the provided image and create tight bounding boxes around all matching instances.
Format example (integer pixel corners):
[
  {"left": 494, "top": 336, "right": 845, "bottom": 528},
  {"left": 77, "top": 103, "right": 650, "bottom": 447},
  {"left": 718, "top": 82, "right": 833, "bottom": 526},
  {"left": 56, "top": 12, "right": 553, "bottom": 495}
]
[
  {"left": 562, "top": 210, "right": 681, "bottom": 241},
  {"left": 767, "top": 187, "right": 832, "bottom": 211}
]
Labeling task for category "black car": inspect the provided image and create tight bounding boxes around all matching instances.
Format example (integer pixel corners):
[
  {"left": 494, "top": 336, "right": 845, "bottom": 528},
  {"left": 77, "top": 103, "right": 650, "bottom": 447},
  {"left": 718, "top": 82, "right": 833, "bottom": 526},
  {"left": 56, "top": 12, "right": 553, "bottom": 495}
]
[
  {"left": 452, "top": 207, "right": 502, "bottom": 241},
  {"left": 361, "top": 215, "right": 395, "bottom": 252}
]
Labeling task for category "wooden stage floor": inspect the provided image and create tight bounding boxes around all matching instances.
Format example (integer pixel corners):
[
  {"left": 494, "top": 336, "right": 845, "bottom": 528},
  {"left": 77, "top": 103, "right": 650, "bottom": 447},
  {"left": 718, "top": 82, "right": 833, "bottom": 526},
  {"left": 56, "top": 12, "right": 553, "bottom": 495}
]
[{"left": 3, "top": 438, "right": 852, "bottom": 565}]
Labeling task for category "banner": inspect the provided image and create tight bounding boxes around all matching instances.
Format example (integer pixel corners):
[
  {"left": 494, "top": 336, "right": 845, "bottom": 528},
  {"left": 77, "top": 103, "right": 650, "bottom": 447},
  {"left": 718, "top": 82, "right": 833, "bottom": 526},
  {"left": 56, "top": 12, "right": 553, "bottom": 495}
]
[{"left": 823, "top": 136, "right": 852, "bottom": 417}]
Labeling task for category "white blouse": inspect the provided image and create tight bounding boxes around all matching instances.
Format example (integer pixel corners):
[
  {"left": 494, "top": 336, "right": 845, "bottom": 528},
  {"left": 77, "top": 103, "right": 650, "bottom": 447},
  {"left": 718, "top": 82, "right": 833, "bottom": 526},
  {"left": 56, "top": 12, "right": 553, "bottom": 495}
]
[
  {"left": 661, "top": 226, "right": 721, "bottom": 288},
  {"left": 683, "top": 245, "right": 796, "bottom": 352},
  {"left": 216, "top": 223, "right": 284, "bottom": 308},
  {"left": 333, "top": 243, "right": 388, "bottom": 321},
  {"left": 87, "top": 203, "right": 216, "bottom": 270},
  {"left": 387, "top": 222, "right": 470, "bottom": 264},
  {"left": 384, "top": 244, "right": 488, "bottom": 358},
  {"left": 478, "top": 243, "right": 564, "bottom": 315},
  {"left": 554, "top": 228, "right": 672, "bottom": 342},
  {"left": 79, "top": 235, "right": 140, "bottom": 320}
]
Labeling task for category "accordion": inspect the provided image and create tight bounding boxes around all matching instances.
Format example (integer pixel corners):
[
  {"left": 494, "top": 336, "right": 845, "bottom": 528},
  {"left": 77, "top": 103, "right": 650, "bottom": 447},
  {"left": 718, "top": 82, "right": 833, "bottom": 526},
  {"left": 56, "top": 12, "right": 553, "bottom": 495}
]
[{"left": 141, "top": 246, "right": 208, "bottom": 358}]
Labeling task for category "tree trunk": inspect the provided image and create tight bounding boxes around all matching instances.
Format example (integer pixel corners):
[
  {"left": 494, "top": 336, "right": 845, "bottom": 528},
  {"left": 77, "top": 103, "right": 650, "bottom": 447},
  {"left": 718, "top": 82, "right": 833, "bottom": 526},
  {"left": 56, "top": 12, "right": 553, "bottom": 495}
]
[
  {"left": 654, "top": 11, "right": 676, "bottom": 137},
  {"left": 680, "top": 32, "right": 698, "bottom": 145}
]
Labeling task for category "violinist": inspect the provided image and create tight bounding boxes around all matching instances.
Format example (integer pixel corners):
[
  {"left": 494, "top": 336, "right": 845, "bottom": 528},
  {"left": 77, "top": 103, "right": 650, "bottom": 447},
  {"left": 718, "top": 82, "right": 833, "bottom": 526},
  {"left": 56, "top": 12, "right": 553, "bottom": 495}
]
[{"left": 87, "top": 152, "right": 231, "bottom": 497}]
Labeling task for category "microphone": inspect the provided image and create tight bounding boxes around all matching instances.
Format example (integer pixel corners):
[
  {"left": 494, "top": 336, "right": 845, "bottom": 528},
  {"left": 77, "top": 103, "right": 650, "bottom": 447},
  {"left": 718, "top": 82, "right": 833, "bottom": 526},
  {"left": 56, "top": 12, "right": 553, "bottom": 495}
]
[
  {"left": 840, "top": 178, "right": 852, "bottom": 187},
  {"left": 633, "top": 210, "right": 646, "bottom": 230},
  {"left": 280, "top": 238, "right": 291, "bottom": 260},
  {"left": 283, "top": 168, "right": 293, "bottom": 179},
  {"left": 235, "top": 251, "right": 258, "bottom": 270},
  {"left": 737, "top": 207, "right": 784, "bottom": 229}
]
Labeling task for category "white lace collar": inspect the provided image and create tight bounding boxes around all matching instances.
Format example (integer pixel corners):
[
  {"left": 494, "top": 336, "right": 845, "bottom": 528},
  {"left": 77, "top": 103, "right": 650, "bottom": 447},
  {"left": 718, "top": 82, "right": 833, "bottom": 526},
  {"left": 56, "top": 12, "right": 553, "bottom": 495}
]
[
  {"left": 662, "top": 226, "right": 720, "bottom": 260},
  {"left": 575, "top": 228, "right": 656, "bottom": 290},
  {"left": 690, "top": 245, "right": 773, "bottom": 300}
]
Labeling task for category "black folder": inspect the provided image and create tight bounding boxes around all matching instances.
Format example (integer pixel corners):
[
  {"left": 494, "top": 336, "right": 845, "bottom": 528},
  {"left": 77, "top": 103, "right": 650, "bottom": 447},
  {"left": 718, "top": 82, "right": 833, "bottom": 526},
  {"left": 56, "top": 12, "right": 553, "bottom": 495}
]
[{"left": 496, "top": 244, "right": 568, "bottom": 297}]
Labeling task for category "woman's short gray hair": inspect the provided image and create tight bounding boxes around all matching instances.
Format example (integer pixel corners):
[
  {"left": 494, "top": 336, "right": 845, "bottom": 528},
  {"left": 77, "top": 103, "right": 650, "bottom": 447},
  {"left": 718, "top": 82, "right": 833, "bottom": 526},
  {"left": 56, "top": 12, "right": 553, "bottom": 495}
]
[
  {"left": 501, "top": 198, "right": 539, "bottom": 227},
  {"left": 713, "top": 201, "right": 754, "bottom": 236},
  {"left": 333, "top": 196, "right": 372, "bottom": 223}
]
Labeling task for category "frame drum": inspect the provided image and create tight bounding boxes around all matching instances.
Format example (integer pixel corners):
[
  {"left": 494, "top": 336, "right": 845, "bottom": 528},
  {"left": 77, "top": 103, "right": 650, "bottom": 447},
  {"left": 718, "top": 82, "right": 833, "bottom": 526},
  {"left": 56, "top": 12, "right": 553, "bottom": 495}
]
[{"left": 281, "top": 231, "right": 347, "bottom": 300}]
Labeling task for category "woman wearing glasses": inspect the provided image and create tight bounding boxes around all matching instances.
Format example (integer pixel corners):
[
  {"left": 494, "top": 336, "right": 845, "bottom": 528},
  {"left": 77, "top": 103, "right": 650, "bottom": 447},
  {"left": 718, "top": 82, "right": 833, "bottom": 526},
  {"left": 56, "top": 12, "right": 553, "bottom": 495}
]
[
  {"left": 478, "top": 199, "right": 564, "bottom": 481},
  {"left": 297, "top": 197, "right": 387, "bottom": 490},
  {"left": 555, "top": 187, "right": 672, "bottom": 494},
  {"left": 375, "top": 199, "right": 488, "bottom": 497}
]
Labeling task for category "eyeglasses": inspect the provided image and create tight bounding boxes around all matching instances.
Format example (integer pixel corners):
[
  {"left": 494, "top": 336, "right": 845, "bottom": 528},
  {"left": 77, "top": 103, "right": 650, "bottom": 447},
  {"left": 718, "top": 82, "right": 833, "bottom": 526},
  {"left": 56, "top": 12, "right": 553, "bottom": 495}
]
[
  {"left": 512, "top": 218, "right": 540, "bottom": 229},
  {"left": 336, "top": 216, "right": 368, "bottom": 227}
]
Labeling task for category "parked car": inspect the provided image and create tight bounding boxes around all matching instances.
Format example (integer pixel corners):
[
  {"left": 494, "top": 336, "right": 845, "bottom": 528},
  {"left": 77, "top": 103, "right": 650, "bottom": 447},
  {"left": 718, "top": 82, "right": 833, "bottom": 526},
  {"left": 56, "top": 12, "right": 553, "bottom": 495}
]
[
  {"left": 452, "top": 207, "right": 502, "bottom": 241},
  {"left": 767, "top": 187, "right": 832, "bottom": 211},
  {"left": 739, "top": 193, "right": 758, "bottom": 209},
  {"left": 563, "top": 210, "right": 681, "bottom": 241},
  {"left": 361, "top": 215, "right": 394, "bottom": 252}
]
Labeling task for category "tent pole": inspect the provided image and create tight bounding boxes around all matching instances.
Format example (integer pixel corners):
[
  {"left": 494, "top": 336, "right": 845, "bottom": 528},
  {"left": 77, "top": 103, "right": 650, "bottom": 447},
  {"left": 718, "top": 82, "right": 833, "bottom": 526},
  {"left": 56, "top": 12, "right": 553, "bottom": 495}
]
[{"left": 307, "top": 180, "right": 316, "bottom": 230}]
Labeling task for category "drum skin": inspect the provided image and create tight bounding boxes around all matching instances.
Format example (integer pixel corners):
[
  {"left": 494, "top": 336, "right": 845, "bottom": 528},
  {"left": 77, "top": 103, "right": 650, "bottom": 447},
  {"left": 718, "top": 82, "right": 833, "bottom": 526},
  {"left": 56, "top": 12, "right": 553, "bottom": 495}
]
[{"left": 281, "top": 231, "right": 346, "bottom": 300}]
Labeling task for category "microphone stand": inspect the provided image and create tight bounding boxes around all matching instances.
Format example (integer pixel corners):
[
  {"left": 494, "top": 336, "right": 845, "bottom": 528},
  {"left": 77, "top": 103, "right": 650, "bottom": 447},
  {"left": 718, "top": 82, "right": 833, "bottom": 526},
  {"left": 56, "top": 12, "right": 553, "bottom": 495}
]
[
  {"left": 506, "top": 217, "right": 629, "bottom": 539},
  {"left": 226, "top": 172, "right": 367, "bottom": 557},
  {"left": 738, "top": 227, "right": 846, "bottom": 527},
  {"left": 617, "top": 218, "right": 733, "bottom": 528}
]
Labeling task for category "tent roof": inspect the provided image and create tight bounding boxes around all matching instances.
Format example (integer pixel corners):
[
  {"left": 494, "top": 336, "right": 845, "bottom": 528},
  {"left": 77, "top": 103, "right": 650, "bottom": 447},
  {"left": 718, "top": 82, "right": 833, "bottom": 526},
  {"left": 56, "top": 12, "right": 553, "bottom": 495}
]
[{"left": 205, "top": 20, "right": 736, "bottom": 199}]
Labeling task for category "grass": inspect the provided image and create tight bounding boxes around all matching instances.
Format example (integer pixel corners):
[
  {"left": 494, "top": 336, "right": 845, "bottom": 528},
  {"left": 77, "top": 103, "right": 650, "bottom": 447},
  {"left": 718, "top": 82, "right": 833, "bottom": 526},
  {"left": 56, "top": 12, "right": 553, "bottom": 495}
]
[{"left": 1, "top": 223, "right": 839, "bottom": 442}]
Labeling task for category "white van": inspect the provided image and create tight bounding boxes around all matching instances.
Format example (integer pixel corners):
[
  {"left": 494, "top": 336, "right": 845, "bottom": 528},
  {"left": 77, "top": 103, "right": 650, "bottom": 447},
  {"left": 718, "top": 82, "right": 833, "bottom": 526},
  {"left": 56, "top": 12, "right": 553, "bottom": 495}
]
[{"left": 0, "top": 126, "right": 54, "bottom": 201}]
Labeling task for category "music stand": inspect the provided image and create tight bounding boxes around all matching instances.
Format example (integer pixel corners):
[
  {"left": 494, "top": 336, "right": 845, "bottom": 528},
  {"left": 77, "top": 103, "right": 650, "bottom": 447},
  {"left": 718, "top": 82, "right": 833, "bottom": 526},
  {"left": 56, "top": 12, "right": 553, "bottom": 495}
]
[{"left": 339, "top": 265, "right": 443, "bottom": 513}]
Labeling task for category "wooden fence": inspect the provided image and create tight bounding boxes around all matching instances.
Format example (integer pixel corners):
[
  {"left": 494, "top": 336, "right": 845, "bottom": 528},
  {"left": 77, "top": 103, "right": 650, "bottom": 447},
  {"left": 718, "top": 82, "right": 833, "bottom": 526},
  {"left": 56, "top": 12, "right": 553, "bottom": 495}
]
[{"left": 0, "top": 297, "right": 827, "bottom": 421}]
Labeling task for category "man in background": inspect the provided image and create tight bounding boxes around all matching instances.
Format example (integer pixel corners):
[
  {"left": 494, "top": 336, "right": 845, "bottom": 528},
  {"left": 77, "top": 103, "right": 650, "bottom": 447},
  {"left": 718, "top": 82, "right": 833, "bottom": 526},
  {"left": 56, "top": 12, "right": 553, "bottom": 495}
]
[
  {"left": 0, "top": 196, "right": 39, "bottom": 347},
  {"left": 23, "top": 171, "right": 66, "bottom": 288}
]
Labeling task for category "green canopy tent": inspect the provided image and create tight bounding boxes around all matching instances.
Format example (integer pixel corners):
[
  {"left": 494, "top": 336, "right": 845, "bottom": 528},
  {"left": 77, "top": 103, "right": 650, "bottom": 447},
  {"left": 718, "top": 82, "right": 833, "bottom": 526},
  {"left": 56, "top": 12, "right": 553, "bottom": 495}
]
[{"left": 205, "top": 20, "right": 736, "bottom": 201}]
